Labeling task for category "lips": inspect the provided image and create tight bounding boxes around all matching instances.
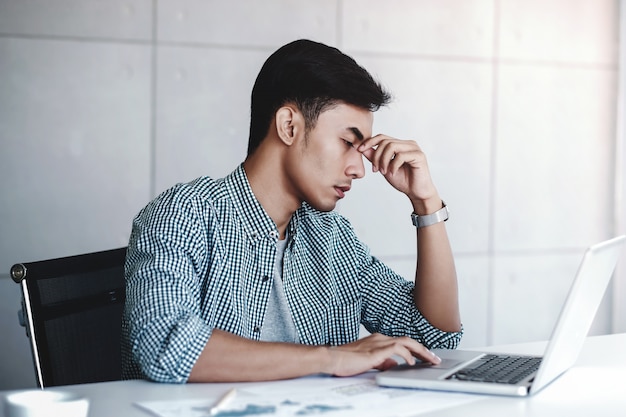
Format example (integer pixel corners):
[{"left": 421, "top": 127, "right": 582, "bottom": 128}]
[{"left": 335, "top": 185, "right": 351, "bottom": 199}]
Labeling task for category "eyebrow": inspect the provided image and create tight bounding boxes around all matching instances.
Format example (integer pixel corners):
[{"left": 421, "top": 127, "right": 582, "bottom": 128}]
[{"left": 347, "top": 127, "right": 364, "bottom": 141}]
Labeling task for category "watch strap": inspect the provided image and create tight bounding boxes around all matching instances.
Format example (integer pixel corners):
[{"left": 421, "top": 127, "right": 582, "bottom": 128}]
[{"left": 411, "top": 201, "right": 449, "bottom": 228}]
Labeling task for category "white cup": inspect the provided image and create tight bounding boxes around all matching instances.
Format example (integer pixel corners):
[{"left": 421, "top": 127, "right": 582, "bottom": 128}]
[{"left": 4, "top": 390, "right": 89, "bottom": 417}]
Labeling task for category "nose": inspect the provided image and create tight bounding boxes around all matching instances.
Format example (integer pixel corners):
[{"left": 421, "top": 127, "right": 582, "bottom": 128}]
[{"left": 346, "top": 150, "right": 365, "bottom": 179}]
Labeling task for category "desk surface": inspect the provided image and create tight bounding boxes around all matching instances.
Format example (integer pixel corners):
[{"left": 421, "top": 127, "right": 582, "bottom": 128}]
[{"left": 2, "top": 333, "right": 625, "bottom": 417}]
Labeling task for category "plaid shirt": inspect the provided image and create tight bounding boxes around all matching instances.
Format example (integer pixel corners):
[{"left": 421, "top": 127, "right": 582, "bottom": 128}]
[{"left": 121, "top": 164, "right": 462, "bottom": 383}]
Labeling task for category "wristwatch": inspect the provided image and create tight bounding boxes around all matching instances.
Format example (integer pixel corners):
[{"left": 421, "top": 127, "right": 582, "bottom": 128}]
[{"left": 411, "top": 201, "right": 449, "bottom": 228}]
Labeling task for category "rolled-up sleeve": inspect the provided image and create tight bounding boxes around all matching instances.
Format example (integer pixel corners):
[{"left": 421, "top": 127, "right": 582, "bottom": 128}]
[
  {"left": 121, "top": 185, "right": 213, "bottom": 383},
  {"left": 353, "top": 225, "right": 463, "bottom": 349}
]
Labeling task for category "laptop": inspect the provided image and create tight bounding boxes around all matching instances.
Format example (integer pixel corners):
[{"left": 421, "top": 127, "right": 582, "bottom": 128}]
[{"left": 376, "top": 235, "right": 626, "bottom": 397}]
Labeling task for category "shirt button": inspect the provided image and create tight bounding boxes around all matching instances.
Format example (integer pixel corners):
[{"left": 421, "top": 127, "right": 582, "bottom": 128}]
[
  {"left": 253, "top": 326, "right": 261, "bottom": 333},
  {"left": 262, "top": 275, "right": 270, "bottom": 282},
  {"left": 269, "top": 230, "right": 278, "bottom": 238}
]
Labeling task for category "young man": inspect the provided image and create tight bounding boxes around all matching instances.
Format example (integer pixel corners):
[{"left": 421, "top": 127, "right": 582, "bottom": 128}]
[{"left": 121, "top": 39, "right": 462, "bottom": 383}]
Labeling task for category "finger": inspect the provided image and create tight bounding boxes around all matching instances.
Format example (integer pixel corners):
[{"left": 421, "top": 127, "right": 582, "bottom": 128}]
[
  {"left": 374, "top": 357, "right": 399, "bottom": 371},
  {"left": 395, "top": 337, "right": 441, "bottom": 365},
  {"left": 358, "top": 333, "right": 418, "bottom": 366},
  {"left": 359, "top": 135, "right": 419, "bottom": 174},
  {"left": 386, "top": 150, "right": 418, "bottom": 177},
  {"left": 373, "top": 141, "right": 419, "bottom": 176},
  {"left": 365, "top": 138, "right": 398, "bottom": 174},
  {"left": 383, "top": 339, "right": 420, "bottom": 366},
  {"left": 414, "top": 348, "right": 442, "bottom": 365},
  {"left": 357, "top": 133, "right": 388, "bottom": 153},
  {"left": 360, "top": 147, "right": 378, "bottom": 172},
  {"left": 388, "top": 143, "right": 428, "bottom": 176},
  {"left": 358, "top": 136, "right": 387, "bottom": 173},
  {"left": 393, "top": 348, "right": 417, "bottom": 366}
]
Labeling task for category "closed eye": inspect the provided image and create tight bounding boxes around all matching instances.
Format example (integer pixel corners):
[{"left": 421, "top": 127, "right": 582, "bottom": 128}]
[{"left": 342, "top": 139, "right": 355, "bottom": 148}]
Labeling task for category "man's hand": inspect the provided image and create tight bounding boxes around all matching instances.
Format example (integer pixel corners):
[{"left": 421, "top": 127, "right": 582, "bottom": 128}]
[
  {"left": 358, "top": 135, "right": 439, "bottom": 211},
  {"left": 325, "top": 333, "right": 441, "bottom": 377},
  {"left": 189, "top": 330, "right": 440, "bottom": 382},
  {"left": 358, "top": 134, "right": 461, "bottom": 333}
]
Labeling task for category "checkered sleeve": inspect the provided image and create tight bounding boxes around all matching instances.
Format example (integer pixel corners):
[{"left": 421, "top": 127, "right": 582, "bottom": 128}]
[
  {"left": 347, "top": 220, "right": 463, "bottom": 349},
  {"left": 122, "top": 183, "right": 214, "bottom": 383}
]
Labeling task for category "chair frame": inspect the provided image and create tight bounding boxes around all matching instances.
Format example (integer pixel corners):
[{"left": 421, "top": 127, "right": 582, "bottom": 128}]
[{"left": 11, "top": 247, "right": 127, "bottom": 387}]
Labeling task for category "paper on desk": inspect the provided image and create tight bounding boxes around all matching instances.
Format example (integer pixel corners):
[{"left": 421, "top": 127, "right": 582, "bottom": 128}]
[{"left": 135, "top": 373, "right": 485, "bottom": 417}]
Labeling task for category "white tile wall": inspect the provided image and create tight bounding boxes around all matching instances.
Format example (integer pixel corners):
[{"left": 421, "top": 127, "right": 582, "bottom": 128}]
[
  {"left": 495, "top": 64, "right": 617, "bottom": 251},
  {"left": 0, "top": 37, "right": 151, "bottom": 269},
  {"left": 454, "top": 256, "right": 491, "bottom": 348},
  {"left": 499, "top": 0, "right": 619, "bottom": 65},
  {"left": 0, "top": 0, "right": 152, "bottom": 40},
  {"left": 0, "top": 0, "right": 621, "bottom": 390},
  {"left": 342, "top": 0, "right": 494, "bottom": 58},
  {"left": 614, "top": 3, "right": 626, "bottom": 334},
  {"left": 155, "top": 46, "right": 268, "bottom": 191},
  {"left": 157, "top": 0, "right": 337, "bottom": 46}
]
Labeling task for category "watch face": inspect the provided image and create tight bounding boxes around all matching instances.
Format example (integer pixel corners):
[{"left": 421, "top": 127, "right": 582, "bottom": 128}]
[{"left": 411, "top": 213, "right": 420, "bottom": 227}]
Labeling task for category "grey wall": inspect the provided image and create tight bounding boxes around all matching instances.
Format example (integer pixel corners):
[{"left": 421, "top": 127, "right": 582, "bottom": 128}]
[{"left": 0, "top": 0, "right": 623, "bottom": 390}]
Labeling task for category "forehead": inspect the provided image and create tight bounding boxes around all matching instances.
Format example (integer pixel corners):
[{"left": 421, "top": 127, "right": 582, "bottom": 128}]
[{"left": 315, "top": 103, "right": 374, "bottom": 138}]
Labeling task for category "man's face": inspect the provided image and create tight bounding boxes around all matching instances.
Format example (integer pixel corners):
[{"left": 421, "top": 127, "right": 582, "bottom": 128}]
[{"left": 284, "top": 102, "right": 373, "bottom": 212}]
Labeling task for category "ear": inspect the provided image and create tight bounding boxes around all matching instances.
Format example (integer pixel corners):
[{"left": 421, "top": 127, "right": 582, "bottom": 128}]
[{"left": 275, "top": 106, "right": 303, "bottom": 146}]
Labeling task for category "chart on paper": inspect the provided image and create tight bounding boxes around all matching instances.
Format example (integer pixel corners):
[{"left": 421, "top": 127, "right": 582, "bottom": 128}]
[{"left": 135, "top": 374, "right": 485, "bottom": 417}]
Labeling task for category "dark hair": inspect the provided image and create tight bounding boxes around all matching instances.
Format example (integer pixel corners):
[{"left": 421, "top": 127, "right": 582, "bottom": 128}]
[{"left": 247, "top": 39, "right": 391, "bottom": 156}]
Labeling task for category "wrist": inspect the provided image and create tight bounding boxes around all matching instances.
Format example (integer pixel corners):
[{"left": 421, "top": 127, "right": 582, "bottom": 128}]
[
  {"left": 318, "top": 346, "right": 336, "bottom": 375},
  {"left": 410, "top": 196, "right": 443, "bottom": 215}
]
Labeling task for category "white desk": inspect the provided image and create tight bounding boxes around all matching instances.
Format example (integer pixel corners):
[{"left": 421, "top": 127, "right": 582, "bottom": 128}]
[{"left": 2, "top": 334, "right": 625, "bottom": 417}]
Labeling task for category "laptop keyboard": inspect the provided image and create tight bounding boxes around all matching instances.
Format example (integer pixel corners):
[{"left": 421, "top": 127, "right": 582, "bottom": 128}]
[{"left": 447, "top": 354, "right": 542, "bottom": 385}]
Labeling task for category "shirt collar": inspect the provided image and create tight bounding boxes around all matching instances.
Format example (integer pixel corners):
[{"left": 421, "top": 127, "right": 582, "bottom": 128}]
[{"left": 225, "top": 164, "right": 282, "bottom": 242}]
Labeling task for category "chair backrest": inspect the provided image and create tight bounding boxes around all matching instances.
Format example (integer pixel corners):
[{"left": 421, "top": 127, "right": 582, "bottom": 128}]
[{"left": 11, "top": 247, "right": 127, "bottom": 388}]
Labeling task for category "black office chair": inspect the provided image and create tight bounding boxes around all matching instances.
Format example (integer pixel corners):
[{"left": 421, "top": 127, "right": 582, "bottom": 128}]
[{"left": 11, "top": 247, "right": 127, "bottom": 388}]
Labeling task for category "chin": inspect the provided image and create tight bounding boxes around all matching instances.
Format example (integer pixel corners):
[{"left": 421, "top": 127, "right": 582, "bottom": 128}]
[{"left": 307, "top": 199, "right": 337, "bottom": 212}]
